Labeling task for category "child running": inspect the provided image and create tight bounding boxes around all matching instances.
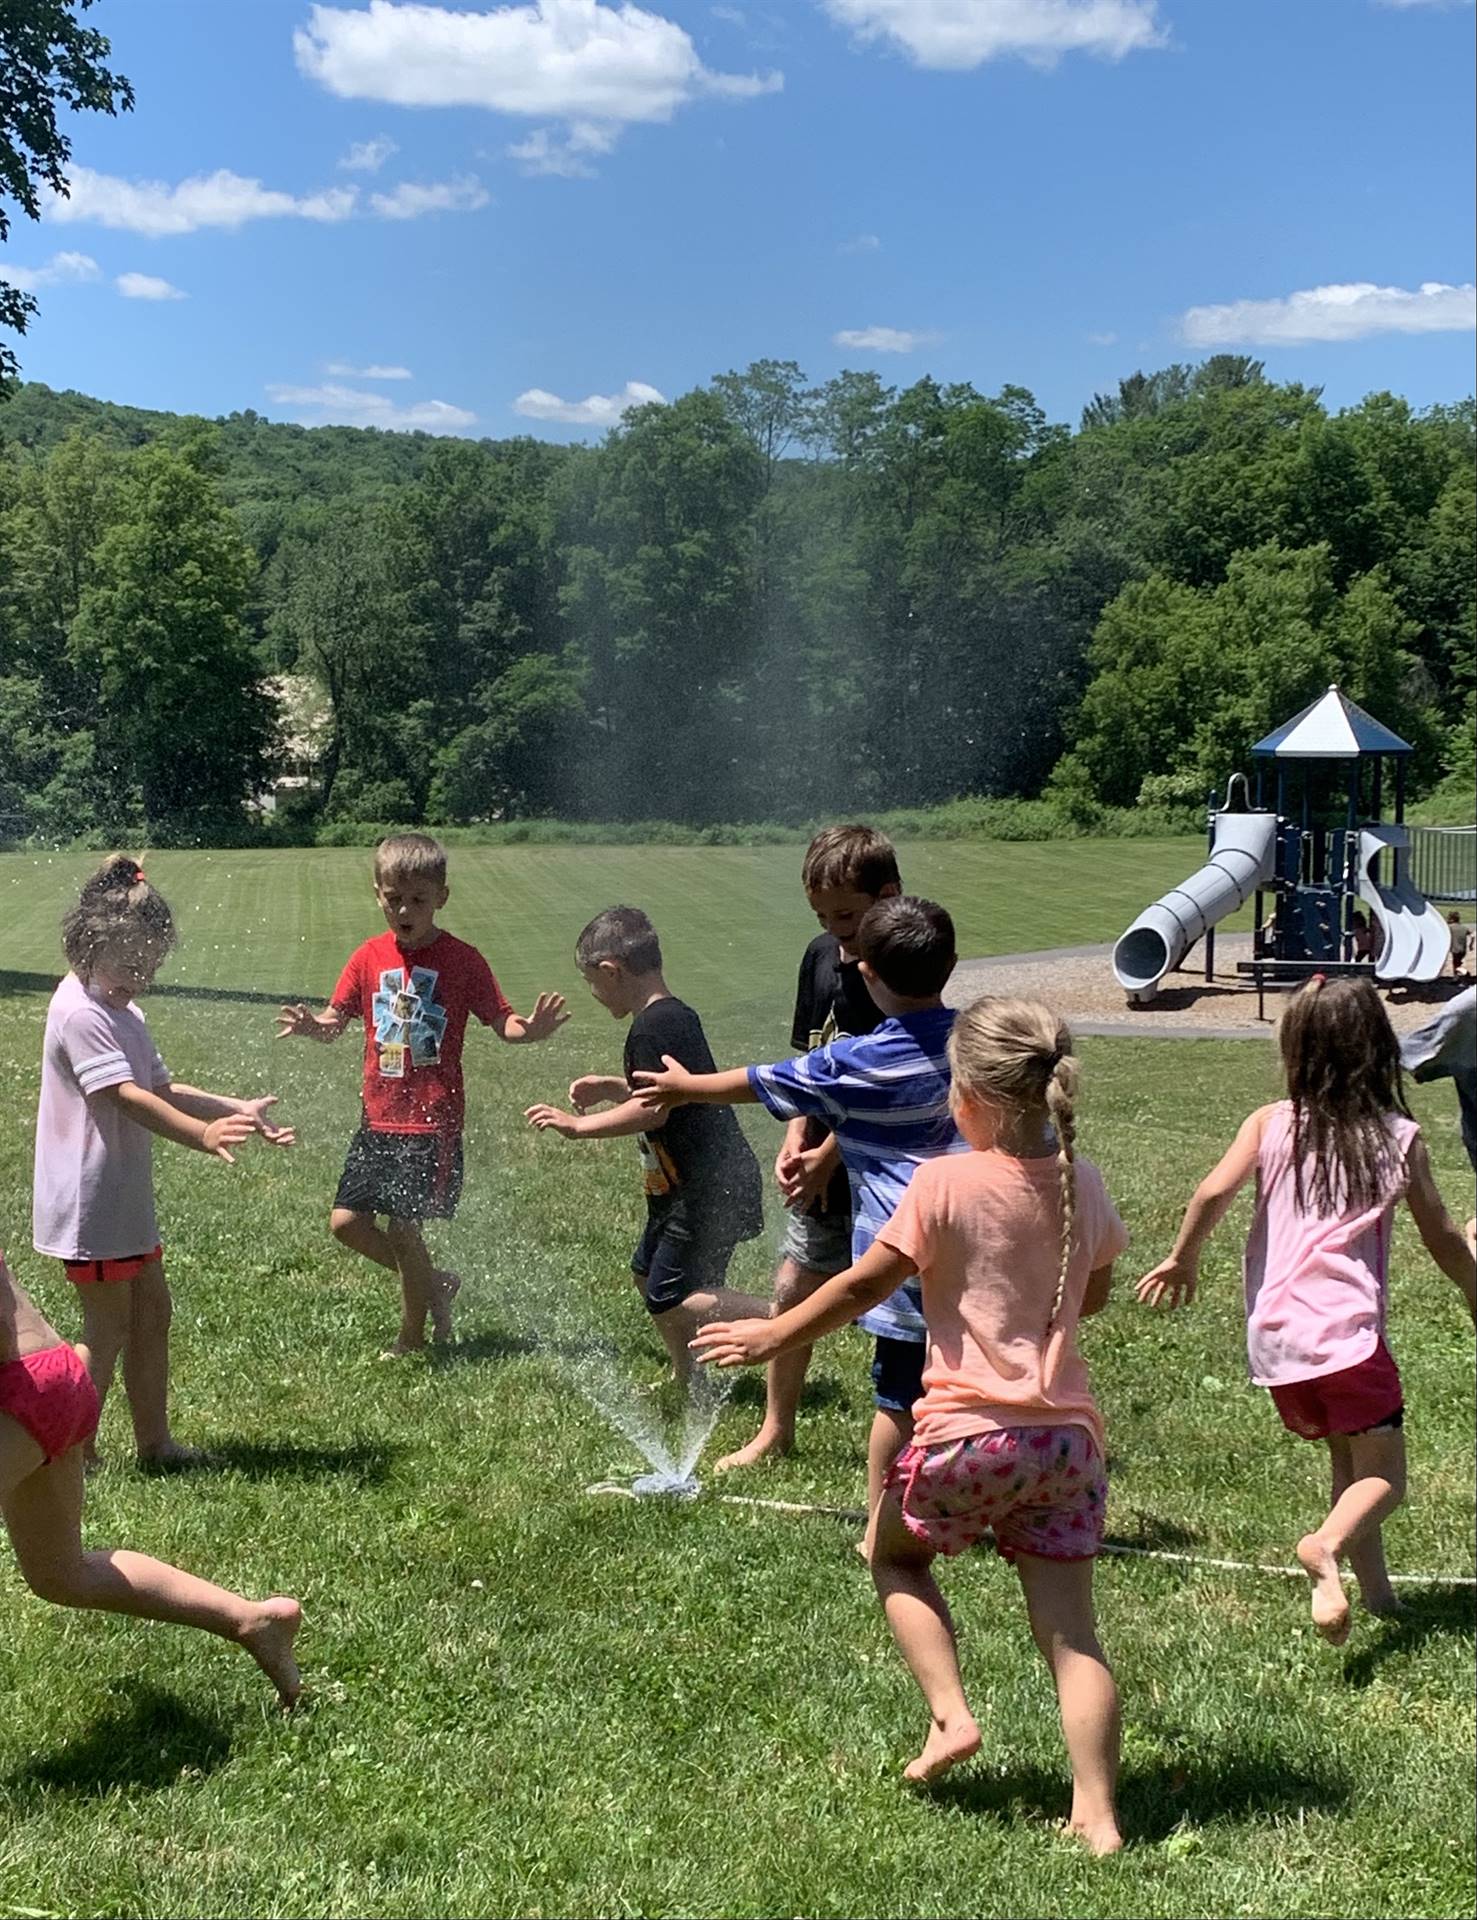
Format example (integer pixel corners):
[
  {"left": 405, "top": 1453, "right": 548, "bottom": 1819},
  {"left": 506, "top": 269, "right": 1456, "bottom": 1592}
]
[
  {"left": 525, "top": 907, "right": 767, "bottom": 1385},
  {"left": 1138, "top": 975, "right": 1476, "bottom": 1645},
  {"left": 278, "top": 833, "right": 567, "bottom": 1356},
  {"left": 34, "top": 856, "right": 294, "bottom": 1469},
  {"left": 634, "top": 896, "right": 966, "bottom": 1515},
  {"left": 692, "top": 997, "right": 1128, "bottom": 1852},
  {"left": 0, "top": 1249, "right": 301, "bottom": 1706}
]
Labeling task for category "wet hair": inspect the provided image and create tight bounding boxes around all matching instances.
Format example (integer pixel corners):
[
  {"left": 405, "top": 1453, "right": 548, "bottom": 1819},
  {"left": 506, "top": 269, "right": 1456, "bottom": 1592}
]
[
  {"left": 855, "top": 896, "right": 955, "bottom": 998},
  {"left": 374, "top": 833, "right": 447, "bottom": 888},
  {"left": 1278, "top": 975, "right": 1411, "bottom": 1215},
  {"left": 801, "top": 824, "right": 901, "bottom": 899},
  {"left": 61, "top": 854, "right": 176, "bottom": 979},
  {"left": 948, "top": 996, "right": 1078, "bottom": 1331},
  {"left": 575, "top": 905, "right": 662, "bottom": 975}
]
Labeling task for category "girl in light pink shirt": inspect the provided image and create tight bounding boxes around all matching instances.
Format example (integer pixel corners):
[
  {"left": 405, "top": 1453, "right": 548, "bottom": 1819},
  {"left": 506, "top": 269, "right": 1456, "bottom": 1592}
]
[
  {"left": 694, "top": 997, "right": 1128, "bottom": 1857},
  {"left": 1140, "top": 976, "right": 1475, "bottom": 1647}
]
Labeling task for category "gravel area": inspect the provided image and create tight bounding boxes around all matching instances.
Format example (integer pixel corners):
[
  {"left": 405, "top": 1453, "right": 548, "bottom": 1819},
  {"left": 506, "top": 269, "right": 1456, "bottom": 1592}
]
[{"left": 946, "top": 935, "right": 1471, "bottom": 1041}]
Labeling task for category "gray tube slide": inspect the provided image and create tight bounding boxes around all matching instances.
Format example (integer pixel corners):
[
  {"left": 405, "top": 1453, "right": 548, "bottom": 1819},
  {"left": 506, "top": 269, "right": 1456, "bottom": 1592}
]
[{"left": 1113, "top": 812, "right": 1278, "bottom": 999}]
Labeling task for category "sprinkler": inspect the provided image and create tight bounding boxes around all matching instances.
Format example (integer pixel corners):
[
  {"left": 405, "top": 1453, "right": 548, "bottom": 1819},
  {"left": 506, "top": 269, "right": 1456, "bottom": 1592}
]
[{"left": 630, "top": 1470, "right": 701, "bottom": 1500}]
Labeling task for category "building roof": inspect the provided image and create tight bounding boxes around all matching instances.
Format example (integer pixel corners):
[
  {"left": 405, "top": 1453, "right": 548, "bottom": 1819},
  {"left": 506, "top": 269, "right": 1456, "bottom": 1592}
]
[{"left": 1251, "top": 685, "right": 1413, "bottom": 759}]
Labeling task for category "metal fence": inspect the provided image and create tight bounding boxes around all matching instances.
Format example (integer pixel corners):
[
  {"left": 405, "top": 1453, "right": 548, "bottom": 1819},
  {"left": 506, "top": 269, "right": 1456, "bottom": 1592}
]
[{"left": 1409, "top": 825, "right": 1477, "bottom": 903}]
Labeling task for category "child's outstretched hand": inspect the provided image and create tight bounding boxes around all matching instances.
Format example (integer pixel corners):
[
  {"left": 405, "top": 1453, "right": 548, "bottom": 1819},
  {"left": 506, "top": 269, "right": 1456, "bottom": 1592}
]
[
  {"left": 521, "top": 992, "right": 570, "bottom": 1042},
  {"left": 630, "top": 1055, "right": 697, "bottom": 1112},
  {"left": 202, "top": 1112, "right": 257, "bottom": 1164},
  {"left": 1136, "top": 1258, "right": 1198, "bottom": 1309},
  {"left": 276, "top": 1002, "right": 315, "bottom": 1040},
  {"left": 525, "top": 1104, "right": 581, "bottom": 1139},
  {"left": 238, "top": 1095, "right": 296, "bottom": 1147},
  {"left": 689, "top": 1318, "right": 780, "bottom": 1369}
]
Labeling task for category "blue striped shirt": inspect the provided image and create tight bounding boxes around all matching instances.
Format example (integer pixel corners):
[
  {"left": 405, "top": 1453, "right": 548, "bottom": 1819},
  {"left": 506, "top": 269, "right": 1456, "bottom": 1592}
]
[{"left": 747, "top": 1007, "right": 967, "bottom": 1340}]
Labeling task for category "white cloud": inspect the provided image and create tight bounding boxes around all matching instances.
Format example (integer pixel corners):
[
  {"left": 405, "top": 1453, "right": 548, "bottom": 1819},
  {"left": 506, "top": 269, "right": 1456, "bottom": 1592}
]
[
  {"left": 46, "top": 164, "right": 357, "bottom": 236},
  {"left": 1181, "top": 279, "right": 1477, "bottom": 346},
  {"left": 116, "top": 271, "right": 187, "bottom": 301},
  {"left": 4, "top": 250, "right": 100, "bottom": 292},
  {"left": 833, "top": 324, "right": 936, "bottom": 352},
  {"left": 820, "top": 0, "right": 1164, "bottom": 67},
  {"left": 513, "top": 380, "right": 665, "bottom": 425},
  {"left": 326, "top": 361, "right": 414, "bottom": 379},
  {"left": 339, "top": 135, "right": 399, "bottom": 171},
  {"left": 839, "top": 231, "right": 881, "bottom": 253},
  {"left": 1373, "top": 1, "right": 1472, "bottom": 9},
  {"left": 266, "top": 381, "right": 477, "bottom": 433},
  {"left": 1085, "top": 328, "right": 1117, "bottom": 345},
  {"left": 368, "top": 174, "right": 489, "bottom": 217},
  {"left": 509, "top": 122, "right": 617, "bottom": 177},
  {"left": 295, "top": 0, "right": 782, "bottom": 174}
]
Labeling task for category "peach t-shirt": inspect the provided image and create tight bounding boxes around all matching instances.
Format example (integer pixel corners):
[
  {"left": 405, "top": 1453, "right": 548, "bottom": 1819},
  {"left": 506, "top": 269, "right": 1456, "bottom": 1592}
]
[{"left": 878, "top": 1148, "right": 1128, "bottom": 1452}]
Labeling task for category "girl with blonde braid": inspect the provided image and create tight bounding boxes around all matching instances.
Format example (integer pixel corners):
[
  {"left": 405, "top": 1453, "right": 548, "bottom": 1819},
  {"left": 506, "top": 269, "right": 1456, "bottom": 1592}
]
[{"left": 694, "top": 998, "right": 1129, "bottom": 1851}]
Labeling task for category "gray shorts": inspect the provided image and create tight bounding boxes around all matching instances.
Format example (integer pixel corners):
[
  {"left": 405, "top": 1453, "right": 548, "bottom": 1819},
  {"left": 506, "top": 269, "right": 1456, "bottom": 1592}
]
[{"left": 779, "top": 1206, "right": 853, "bottom": 1277}]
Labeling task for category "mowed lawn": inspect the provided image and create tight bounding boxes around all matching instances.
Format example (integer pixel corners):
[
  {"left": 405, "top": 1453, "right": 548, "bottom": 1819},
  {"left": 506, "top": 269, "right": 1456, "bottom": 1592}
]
[{"left": 0, "top": 842, "right": 1471, "bottom": 1920}]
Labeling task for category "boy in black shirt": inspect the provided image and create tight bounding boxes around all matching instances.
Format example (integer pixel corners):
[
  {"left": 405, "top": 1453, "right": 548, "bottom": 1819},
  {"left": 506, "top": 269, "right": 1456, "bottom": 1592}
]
[
  {"left": 715, "top": 824, "right": 902, "bottom": 1472},
  {"left": 526, "top": 906, "right": 765, "bottom": 1383}
]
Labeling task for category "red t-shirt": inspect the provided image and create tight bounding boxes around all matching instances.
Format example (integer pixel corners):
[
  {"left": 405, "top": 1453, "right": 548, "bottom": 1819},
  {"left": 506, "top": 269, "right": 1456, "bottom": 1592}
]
[{"left": 331, "top": 930, "right": 512, "bottom": 1135}]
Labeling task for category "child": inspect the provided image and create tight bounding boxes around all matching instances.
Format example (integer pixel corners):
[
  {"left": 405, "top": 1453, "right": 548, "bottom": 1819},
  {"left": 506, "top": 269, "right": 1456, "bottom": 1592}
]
[
  {"left": 633, "top": 896, "right": 966, "bottom": 1515},
  {"left": 0, "top": 1251, "right": 301, "bottom": 1707},
  {"left": 1138, "top": 975, "right": 1476, "bottom": 1645},
  {"left": 717, "top": 825, "right": 901, "bottom": 1472},
  {"left": 34, "top": 856, "right": 294, "bottom": 1469},
  {"left": 692, "top": 997, "right": 1128, "bottom": 1853},
  {"left": 525, "top": 907, "right": 767, "bottom": 1384},
  {"left": 1447, "top": 911, "right": 1471, "bottom": 979},
  {"left": 278, "top": 833, "right": 567, "bottom": 1356}
]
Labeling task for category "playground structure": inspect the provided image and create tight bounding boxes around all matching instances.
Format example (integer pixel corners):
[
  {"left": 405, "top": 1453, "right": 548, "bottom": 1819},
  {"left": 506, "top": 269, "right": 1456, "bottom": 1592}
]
[{"left": 1113, "top": 686, "right": 1475, "bottom": 1006}]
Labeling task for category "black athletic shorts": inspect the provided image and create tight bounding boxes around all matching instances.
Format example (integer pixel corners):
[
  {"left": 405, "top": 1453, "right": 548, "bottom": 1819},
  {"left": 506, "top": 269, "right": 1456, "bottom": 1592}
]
[
  {"left": 334, "top": 1124, "right": 464, "bottom": 1223},
  {"left": 871, "top": 1334, "right": 926, "bottom": 1414},
  {"left": 631, "top": 1211, "right": 739, "bottom": 1317}
]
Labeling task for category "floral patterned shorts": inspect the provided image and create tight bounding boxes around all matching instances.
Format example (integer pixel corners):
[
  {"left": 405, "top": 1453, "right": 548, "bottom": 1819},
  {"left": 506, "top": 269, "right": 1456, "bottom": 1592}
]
[{"left": 885, "top": 1424, "right": 1106, "bottom": 1562}]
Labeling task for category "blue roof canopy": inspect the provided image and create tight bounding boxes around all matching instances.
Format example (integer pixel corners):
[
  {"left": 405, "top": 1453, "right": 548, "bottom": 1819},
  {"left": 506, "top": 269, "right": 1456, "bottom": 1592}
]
[{"left": 1251, "top": 685, "right": 1413, "bottom": 759}]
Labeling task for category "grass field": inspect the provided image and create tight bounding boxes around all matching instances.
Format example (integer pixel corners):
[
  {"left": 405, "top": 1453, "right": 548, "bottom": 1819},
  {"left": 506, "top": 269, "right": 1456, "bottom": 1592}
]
[{"left": 0, "top": 843, "right": 1472, "bottom": 1920}]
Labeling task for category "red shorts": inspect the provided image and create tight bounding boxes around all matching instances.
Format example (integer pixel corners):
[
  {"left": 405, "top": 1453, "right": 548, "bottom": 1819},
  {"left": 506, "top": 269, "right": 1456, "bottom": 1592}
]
[
  {"left": 1268, "top": 1339, "right": 1404, "bottom": 1442},
  {"left": 0, "top": 1343, "right": 100, "bottom": 1461},
  {"left": 63, "top": 1244, "right": 163, "bottom": 1285}
]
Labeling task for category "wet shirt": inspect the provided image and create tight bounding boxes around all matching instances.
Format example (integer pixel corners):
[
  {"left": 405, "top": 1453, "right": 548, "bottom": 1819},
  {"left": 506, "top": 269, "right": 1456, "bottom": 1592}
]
[
  {"left": 623, "top": 996, "right": 763, "bottom": 1242},
  {"left": 332, "top": 929, "right": 512, "bottom": 1135},
  {"left": 790, "top": 932, "right": 886, "bottom": 1221},
  {"left": 33, "top": 971, "right": 170, "bottom": 1261}
]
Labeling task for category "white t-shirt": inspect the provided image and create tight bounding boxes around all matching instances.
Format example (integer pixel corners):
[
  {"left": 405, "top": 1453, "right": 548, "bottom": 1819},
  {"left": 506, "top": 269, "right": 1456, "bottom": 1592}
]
[{"left": 32, "top": 972, "right": 170, "bottom": 1261}]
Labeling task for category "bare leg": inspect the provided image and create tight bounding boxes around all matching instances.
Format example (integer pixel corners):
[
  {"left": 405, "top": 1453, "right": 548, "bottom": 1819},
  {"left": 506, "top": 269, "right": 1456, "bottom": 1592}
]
[
  {"left": 867, "top": 1489, "right": 981, "bottom": 1782},
  {"left": 868, "top": 1405, "right": 915, "bottom": 1518},
  {"left": 384, "top": 1220, "right": 447, "bottom": 1353},
  {"left": 124, "top": 1258, "right": 194, "bottom": 1466},
  {"left": 651, "top": 1304, "right": 697, "bottom": 1387},
  {"left": 330, "top": 1207, "right": 399, "bottom": 1273},
  {"left": 1327, "top": 1434, "right": 1400, "bottom": 1615},
  {"left": 0, "top": 1420, "right": 302, "bottom": 1708},
  {"left": 72, "top": 1282, "right": 132, "bottom": 1466},
  {"left": 1297, "top": 1426, "right": 1407, "bottom": 1645},
  {"left": 1015, "top": 1552, "right": 1122, "bottom": 1856},
  {"left": 716, "top": 1257, "right": 827, "bottom": 1472}
]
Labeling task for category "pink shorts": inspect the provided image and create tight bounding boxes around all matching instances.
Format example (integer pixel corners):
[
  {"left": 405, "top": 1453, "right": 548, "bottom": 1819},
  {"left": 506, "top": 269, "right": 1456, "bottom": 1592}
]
[
  {"left": 1268, "top": 1338, "right": 1404, "bottom": 1442},
  {"left": 886, "top": 1423, "right": 1107, "bottom": 1562},
  {"left": 0, "top": 1343, "right": 100, "bottom": 1461},
  {"left": 63, "top": 1244, "right": 162, "bottom": 1285}
]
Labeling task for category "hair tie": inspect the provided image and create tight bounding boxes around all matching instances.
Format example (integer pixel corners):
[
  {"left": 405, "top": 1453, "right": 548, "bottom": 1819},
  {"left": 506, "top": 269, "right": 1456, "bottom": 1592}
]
[
  {"left": 133, "top": 864, "right": 146, "bottom": 885},
  {"left": 1309, "top": 972, "right": 1326, "bottom": 988}
]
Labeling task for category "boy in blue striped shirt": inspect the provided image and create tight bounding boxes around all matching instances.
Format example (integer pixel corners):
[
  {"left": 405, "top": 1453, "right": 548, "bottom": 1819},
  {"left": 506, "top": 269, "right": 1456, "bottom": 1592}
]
[{"left": 632, "top": 896, "right": 965, "bottom": 1512}]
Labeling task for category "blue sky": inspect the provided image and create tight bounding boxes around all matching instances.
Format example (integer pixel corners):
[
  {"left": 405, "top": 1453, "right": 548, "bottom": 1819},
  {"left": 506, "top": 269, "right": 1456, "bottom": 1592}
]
[{"left": 7, "top": 0, "right": 1475, "bottom": 440}]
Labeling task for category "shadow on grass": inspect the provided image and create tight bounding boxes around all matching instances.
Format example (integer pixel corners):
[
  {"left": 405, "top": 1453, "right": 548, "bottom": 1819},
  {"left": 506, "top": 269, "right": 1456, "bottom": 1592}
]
[
  {"left": 0, "top": 969, "right": 319, "bottom": 1009},
  {"left": 930, "top": 1745, "right": 1349, "bottom": 1841},
  {"left": 12, "top": 1683, "right": 232, "bottom": 1796},
  {"left": 1104, "top": 1509, "right": 1200, "bottom": 1553},
  {"left": 1341, "top": 1583, "right": 1476, "bottom": 1687},
  {"left": 204, "top": 1438, "right": 396, "bottom": 1485}
]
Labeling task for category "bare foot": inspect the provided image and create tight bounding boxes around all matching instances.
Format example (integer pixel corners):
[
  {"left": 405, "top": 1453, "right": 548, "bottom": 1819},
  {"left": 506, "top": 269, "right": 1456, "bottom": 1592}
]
[
  {"left": 379, "top": 1340, "right": 425, "bottom": 1360},
  {"left": 1362, "top": 1590, "right": 1406, "bottom": 1619},
  {"left": 239, "top": 1597, "right": 303, "bottom": 1710},
  {"left": 137, "top": 1443, "right": 211, "bottom": 1475},
  {"left": 715, "top": 1427, "right": 793, "bottom": 1473},
  {"left": 903, "top": 1713, "right": 981, "bottom": 1783},
  {"left": 1296, "top": 1533, "right": 1351, "bottom": 1645},
  {"left": 1068, "top": 1815, "right": 1124, "bottom": 1857},
  {"left": 429, "top": 1270, "right": 461, "bottom": 1343}
]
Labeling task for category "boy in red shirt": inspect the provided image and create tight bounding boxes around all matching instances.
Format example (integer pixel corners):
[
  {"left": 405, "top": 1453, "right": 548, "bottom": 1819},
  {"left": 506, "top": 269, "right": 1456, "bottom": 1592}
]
[{"left": 278, "top": 833, "right": 568, "bottom": 1354}]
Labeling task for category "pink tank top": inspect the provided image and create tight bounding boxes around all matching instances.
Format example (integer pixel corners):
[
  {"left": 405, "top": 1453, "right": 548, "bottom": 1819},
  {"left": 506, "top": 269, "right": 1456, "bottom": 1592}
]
[{"left": 1242, "top": 1101, "right": 1418, "bottom": 1387}]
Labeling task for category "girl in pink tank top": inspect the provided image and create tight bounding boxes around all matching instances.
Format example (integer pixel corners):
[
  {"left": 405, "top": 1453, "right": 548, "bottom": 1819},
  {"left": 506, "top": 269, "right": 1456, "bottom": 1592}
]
[{"left": 1139, "top": 976, "right": 1475, "bottom": 1647}]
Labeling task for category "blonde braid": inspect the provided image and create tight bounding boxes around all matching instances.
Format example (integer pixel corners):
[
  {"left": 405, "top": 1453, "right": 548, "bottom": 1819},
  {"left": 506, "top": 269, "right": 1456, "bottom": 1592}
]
[{"left": 1044, "top": 1053, "right": 1079, "bottom": 1332}]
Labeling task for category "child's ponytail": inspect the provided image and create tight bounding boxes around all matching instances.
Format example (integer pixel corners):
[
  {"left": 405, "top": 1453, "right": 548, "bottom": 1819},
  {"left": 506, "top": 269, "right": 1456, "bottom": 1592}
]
[
  {"left": 62, "top": 854, "right": 176, "bottom": 977},
  {"left": 948, "top": 996, "right": 1079, "bottom": 1334}
]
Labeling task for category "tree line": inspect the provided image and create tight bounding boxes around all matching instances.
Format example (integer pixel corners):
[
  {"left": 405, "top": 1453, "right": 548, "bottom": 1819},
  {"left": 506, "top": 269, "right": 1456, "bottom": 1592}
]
[{"left": 0, "top": 357, "right": 1470, "bottom": 843}]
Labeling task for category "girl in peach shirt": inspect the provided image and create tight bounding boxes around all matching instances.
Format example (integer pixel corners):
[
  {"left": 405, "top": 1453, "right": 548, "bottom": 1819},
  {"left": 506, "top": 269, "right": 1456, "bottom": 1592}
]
[{"left": 695, "top": 997, "right": 1128, "bottom": 1855}]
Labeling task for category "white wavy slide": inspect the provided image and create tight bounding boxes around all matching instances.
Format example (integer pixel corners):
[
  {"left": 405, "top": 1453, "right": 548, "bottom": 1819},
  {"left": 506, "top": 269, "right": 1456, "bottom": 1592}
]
[
  {"left": 1358, "top": 826, "right": 1450, "bottom": 984},
  {"left": 1113, "top": 812, "right": 1279, "bottom": 1000}
]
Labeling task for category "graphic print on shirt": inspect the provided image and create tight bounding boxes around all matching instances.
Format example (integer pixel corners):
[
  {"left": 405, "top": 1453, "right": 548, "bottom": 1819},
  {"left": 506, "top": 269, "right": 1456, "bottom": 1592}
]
[{"left": 370, "top": 966, "right": 447, "bottom": 1079}]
